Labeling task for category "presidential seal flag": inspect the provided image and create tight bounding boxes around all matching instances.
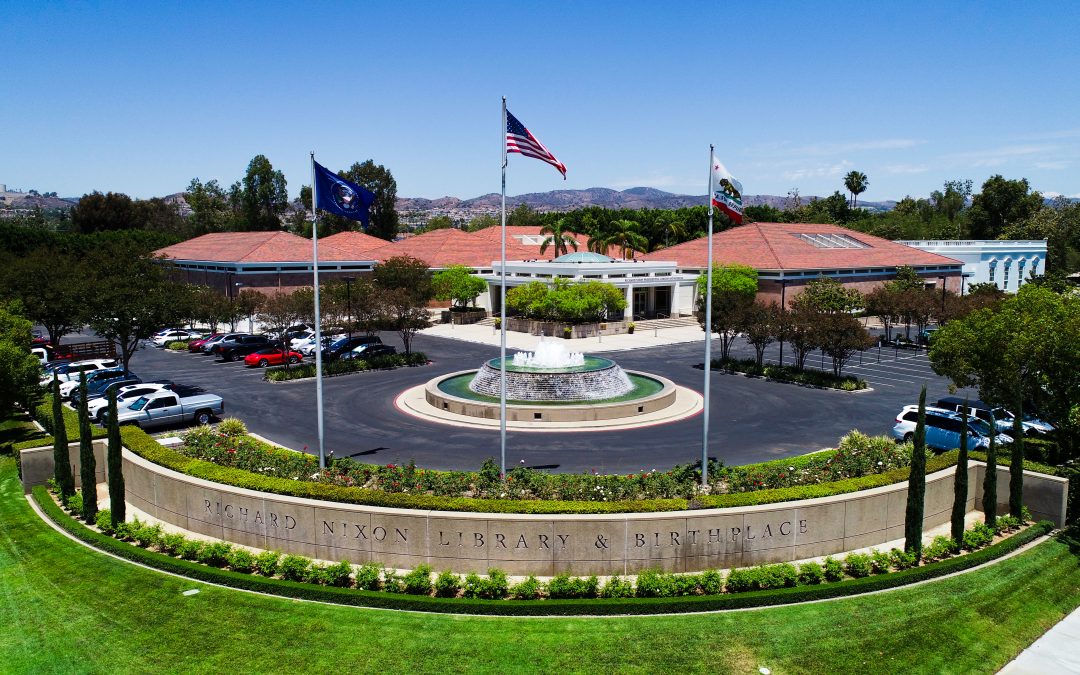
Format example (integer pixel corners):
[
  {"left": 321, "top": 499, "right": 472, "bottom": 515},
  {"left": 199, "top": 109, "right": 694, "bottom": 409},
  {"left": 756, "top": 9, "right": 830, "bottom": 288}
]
[
  {"left": 711, "top": 156, "right": 743, "bottom": 225},
  {"left": 312, "top": 160, "right": 375, "bottom": 226},
  {"left": 505, "top": 109, "right": 567, "bottom": 178}
]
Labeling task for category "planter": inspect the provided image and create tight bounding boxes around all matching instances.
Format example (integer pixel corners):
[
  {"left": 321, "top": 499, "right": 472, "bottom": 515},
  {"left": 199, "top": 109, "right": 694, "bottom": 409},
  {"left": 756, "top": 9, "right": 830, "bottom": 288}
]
[
  {"left": 505, "top": 317, "right": 630, "bottom": 338},
  {"left": 450, "top": 309, "right": 487, "bottom": 325}
]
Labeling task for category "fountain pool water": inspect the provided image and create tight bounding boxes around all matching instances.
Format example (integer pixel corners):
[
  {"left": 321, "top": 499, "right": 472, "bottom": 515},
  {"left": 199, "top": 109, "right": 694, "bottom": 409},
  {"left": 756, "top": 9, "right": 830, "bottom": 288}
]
[
  {"left": 511, "top": 339, "right": 585, "bottom": 369},
  {"left": 467, "top": 338, "right": 634, "bottom": 402}
]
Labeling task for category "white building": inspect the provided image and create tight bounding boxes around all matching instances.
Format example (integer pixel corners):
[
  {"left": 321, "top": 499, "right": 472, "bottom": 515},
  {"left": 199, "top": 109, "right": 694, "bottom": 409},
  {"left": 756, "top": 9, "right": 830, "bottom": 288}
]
[{"left": 897, "top": 240, "right": 1047, "bottom": 293}]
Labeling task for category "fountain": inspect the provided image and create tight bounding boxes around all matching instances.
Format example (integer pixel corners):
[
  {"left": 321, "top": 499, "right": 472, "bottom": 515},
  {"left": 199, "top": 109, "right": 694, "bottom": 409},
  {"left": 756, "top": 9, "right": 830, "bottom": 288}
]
[
  {"left": 511, "top": 339, "right": 585, "bottom": 369},
  {"left": 467, "top": 339, "right": 634, "bottom": 402}
]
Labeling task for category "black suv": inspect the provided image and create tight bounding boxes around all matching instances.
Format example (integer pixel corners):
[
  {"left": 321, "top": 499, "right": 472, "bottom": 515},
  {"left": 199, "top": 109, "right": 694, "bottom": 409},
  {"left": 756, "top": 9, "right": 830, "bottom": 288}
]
[
  {"left": 322, "top": 335, "right": 382, "bottom": 361},
  {"left": 339, "top": 344, "right": 396, "bottom": 361},
  {"left": 215, "top": 335, "right": 272, "bottom": 361}
]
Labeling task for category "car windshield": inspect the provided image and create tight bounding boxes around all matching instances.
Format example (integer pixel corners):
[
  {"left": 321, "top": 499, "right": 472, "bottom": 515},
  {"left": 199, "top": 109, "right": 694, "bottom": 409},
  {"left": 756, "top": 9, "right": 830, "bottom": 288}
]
[
  {"left": 129, "top": 396, "right": 150, "bottom": 411},
  {"left": 329, "top": 337, "right": 350, "bottom": 349},
  {"left": 969, "top": 418, "right": 994, "bottom": 436},
  {"left": 991, "top": 407, "right": 1012, "bottom": 420}
]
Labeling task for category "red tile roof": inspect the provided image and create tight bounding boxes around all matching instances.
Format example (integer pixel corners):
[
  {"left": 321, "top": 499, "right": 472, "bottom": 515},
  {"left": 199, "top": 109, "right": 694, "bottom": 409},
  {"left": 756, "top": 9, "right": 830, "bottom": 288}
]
[
  {"left": 320, "top": 230, "right": 390, "bottom": 256},
  {"left": 154, "top": 231, "right": 366, "bottom": 263},
  {"left": 363, "top": 228, "right": 535, "bottom": 268},
  {"left": 643, "top": 222, "right": 962, "bottom": 270}
]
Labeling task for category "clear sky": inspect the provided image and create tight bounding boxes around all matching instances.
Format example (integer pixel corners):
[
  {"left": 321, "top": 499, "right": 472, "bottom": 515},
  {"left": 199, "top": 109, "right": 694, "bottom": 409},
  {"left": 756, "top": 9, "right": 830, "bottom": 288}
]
[{"left": 2, "top": 1, "right": 1078, "bottom": 202}]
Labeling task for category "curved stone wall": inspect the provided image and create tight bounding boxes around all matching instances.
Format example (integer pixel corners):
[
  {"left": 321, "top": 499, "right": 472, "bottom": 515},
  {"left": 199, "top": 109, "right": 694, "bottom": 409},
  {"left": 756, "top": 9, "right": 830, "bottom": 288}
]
[{"left": 114, "top": 448, "right": 1032, "bottom": 576}]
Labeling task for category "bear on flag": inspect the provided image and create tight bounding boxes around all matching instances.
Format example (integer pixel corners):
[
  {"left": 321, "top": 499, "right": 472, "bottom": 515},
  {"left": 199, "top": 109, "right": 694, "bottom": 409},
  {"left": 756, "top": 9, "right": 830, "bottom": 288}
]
[{"left": 711, "top": 156, "right": 743, "bottom": 225}]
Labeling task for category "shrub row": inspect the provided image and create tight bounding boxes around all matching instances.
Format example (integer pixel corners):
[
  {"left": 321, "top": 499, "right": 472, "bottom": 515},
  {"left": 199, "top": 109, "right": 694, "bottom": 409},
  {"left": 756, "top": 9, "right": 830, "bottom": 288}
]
[
  {"left": 264, "top": 352, "right": 428, "bottom": 382},
  {"left": 33, "top": 485, "right": 1054, "bottom": 615},
  {"left": 713, "top": 357, "right": 868, "bottom": 391},
  {"left": 34, "top": 393, "right": 107, "bottom": 441}
]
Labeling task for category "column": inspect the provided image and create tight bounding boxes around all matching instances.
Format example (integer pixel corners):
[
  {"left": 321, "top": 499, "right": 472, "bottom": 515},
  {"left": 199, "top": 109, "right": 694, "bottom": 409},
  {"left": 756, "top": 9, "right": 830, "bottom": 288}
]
[
  {"left": 670, "top": 282, "right": 681, "bottom": 317},
  {"left": 624, "top": 283, "right": 634, "bottom": 320}
]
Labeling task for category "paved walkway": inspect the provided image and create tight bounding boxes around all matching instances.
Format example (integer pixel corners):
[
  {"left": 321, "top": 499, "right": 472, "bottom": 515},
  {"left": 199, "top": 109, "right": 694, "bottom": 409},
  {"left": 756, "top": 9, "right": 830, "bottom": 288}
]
[
  {"left": 999, "top": 606, "right": 1080, "bottom": 673},
  {"left": 420, "top": 322, "right": 706, "bottom": 353}
]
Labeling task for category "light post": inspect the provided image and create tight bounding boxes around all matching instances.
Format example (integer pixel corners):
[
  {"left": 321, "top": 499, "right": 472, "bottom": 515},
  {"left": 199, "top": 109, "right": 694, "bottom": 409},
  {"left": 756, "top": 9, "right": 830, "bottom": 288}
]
[
  {"left": 938, "top": 275, "right": 947, "bottom": 318},
  {"left": 777, "top": 279, "right": 788, "bottom": 366},
  {"left": 343, "top": 276, "right": 355, "bottom": 340}
]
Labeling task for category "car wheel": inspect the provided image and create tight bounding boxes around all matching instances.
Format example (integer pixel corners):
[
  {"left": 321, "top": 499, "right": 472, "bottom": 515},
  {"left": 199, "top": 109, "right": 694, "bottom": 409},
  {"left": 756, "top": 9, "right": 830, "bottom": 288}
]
[
  {"left": 195, "top": 410, "right": 212, "bottom": 425},
  {"left": 903, "top": 432, "right": 914, "bottom": 443},
  {"left": 258, "top": 359, "right": 269, "bottom": 367},
  {"left": 288, "top": 356, "right": 299, "bottom": 364},
  {"left": 225, "top": 353, "right": 234, "bottom": 362}
]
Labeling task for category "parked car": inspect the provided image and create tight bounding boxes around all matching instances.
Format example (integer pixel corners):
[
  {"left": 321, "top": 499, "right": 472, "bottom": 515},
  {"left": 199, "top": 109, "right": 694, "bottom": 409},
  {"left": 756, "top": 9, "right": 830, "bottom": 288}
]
[
  {"left": 339, "top": 344, "right": 397, "bottom": 361},
  {"left": 72, "top": 374, "right": 143, "bottom": 407},
  {"left": 321, "top": 335, "right": 382, "bottom": 361},
  {"left": 152, "top": 329, "right": 203, "bottom": 347},
  {"left": 59, "top": 368, "right": 135, "bottom": 400},
  {"left": 892, "top": 405, "right": 1012, "bottom": 451},
  {"left": 298, "top": 335, "right": 337, "bottom": 357},
  {"left": 199, "top": 332, "right": 248, "bottom": 354},
  {"left": 87, "top": 382, "right": 174, "bottom": 421},
  {"left": 935, "top": 397, "right": 1055, "bottom": 436},
  {"left": 39, "top": 359, "right": 119, "bottom": 387},
  {"left": 187, "top": 333, "right": 221, "bottom": 352},
  {"left": 244, "top": 347, "right": 303, "bottom": 367},
  {"left": 214, "top": 334, "right": 272, "bottom": 361},
  {"left": 31, "top": 346, "right": 51, "bottom": 364},
  {"left": 104, "top": 390, "right": 224, "bottom": 429}
]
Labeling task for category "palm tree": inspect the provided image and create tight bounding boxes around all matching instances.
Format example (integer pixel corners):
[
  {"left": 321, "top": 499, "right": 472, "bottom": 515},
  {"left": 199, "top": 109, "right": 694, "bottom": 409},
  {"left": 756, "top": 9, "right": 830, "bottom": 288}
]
[
  {"left": 603, "top": 219, "right": 649, "bottom": 259},
  {"left": 538, "top": 218, "right": 578, "bottom": 258},
  {"left": 843, "top": 171, "right": 869, "bottom": 208}
]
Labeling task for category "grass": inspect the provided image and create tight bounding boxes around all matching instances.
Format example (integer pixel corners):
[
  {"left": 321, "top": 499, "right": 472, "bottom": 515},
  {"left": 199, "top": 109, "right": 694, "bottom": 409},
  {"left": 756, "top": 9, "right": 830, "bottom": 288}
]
[
  {"left": 0, "top": 409, "right": 45, "bottom": 455},
  {"left": 2, "top": 456, "right": 1079, "bottom": 673}
]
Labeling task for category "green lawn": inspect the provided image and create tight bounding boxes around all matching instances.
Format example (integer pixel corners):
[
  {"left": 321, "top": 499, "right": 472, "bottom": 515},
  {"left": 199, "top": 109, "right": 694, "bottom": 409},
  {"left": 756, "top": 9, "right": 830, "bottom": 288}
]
[{"left": 1, "top": 454, "right": 1078, "bottom": 674}]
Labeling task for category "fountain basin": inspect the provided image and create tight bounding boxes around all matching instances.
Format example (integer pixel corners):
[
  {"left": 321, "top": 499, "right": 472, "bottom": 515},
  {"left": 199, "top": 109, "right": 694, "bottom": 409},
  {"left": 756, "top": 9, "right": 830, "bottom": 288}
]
[
  {"left": 468, "top": 356, "right": 635, "bottom": 401},
  {"left": 426, "top": 369, "right": 678, "bottom": 423}
]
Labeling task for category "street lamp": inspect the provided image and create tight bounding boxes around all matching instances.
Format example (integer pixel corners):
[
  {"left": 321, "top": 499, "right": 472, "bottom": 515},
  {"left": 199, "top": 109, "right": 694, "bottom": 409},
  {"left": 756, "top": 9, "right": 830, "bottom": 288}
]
[
  {"left": 778, "top": 279, "right": 788, "bottom": 367},
  {"left": 343, "top": 276, "right": 356, "bottom": 340}
]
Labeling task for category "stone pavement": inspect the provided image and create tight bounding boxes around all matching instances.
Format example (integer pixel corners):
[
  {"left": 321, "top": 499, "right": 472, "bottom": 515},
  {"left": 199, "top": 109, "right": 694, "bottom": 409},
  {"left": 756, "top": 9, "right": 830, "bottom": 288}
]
[
  {"left": 999, "top": 607, "right": 1080, "bottom": 673},
  {"left": 420, "top": 322, "right": 706, "bottom": 353}
]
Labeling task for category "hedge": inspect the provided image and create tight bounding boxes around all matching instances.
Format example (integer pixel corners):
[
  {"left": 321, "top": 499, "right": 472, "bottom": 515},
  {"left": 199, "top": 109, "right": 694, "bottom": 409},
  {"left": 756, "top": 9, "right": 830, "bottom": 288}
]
[
  {"left": 34, "top": 394, "right": 107, "bottom": 442},
  {"left": 31, "top": 485, "right": 1054, "bottom": 616},
  {"left": 712, "top": 357, "right": 868, "bottom": 391},
  {"left": 265, "top": 352, "right": 429, "bottom": 382}
]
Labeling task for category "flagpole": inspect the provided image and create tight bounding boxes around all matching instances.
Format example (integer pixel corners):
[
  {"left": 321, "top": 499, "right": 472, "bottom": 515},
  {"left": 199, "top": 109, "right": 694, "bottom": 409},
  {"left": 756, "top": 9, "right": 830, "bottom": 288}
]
[
  {"left": 310, "top": 152, "right": 327, "bottom": 470},
  {"left": 702, "top": 144, "right": 715, "bottom": 488},
  {"left": 499, "top": 96, "right": 508, "bottom": 478}
]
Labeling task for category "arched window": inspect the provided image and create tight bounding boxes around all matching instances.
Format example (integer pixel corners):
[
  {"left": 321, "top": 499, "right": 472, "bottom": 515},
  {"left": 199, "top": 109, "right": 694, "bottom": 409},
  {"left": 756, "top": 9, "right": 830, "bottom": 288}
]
[
  {"left": 988, "top": 259, "right": 998, "bottom": 284},
  {"left": 1031, "top": 257, "right": 1041, "bottom": 277},
  {"left": 1003, "top": 258, "right": 1012, "bottom": 289},
  {"left": 1017, "top": 258, "right": 1027, "bottom": 287}
]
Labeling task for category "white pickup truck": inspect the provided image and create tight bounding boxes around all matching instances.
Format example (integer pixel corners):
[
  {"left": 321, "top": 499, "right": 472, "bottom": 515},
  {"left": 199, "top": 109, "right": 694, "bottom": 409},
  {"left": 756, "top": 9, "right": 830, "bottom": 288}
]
[{"left": 107, "top": 391, "right": 224, "bottom": 429}]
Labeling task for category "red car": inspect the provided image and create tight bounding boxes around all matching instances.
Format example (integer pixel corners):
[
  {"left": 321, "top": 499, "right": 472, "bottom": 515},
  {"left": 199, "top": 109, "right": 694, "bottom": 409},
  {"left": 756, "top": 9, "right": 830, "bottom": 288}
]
[
  {"left": 188, "top": 334, "right": 220, "bottom": 353},
  {"left": 243, "top": 347, "right": 303, "bottom": 367}
]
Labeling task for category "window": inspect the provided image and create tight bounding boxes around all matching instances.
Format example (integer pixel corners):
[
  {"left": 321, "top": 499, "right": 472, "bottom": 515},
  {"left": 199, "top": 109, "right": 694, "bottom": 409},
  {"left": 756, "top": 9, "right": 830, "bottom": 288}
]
[
  {"left": 1003, "top": 259, "right": 1011, "bottom": 289},
  {"left": 902, "top": 412, "right": 918, "bottom": 422},
  {"left": 146, "top": 399, "right": 168, "bottom": 410},
  {"left": 1017, "top": 259, "right": 1026, "bottom": 287},
  {"left": 988, "top": 260, "right": 997, "bottom": 283},
  {"left": 1031, "top": 257, "right": 1040, "bottom": 277},
  {"left": 793, "top": 233, "right": 870, "bottom": 249}
]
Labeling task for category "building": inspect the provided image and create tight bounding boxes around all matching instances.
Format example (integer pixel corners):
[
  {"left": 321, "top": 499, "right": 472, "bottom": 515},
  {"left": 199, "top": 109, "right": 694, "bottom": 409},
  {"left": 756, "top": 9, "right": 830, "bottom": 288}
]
[
  {"left": 896, "top": 240, "right": 1047, "bottom": 293},
  {"left": 154, "top": 223, "right": 967, "bottom": 319}
]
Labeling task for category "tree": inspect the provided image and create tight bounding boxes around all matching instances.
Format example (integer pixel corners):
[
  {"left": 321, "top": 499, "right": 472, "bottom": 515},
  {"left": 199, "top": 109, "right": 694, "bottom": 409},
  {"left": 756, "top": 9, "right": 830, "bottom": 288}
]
[
  {"left": 255, "top": 291, "right": 307, "bottom": 367},
  {"left": 51, "top": 374, "right": 75, "bottom": 500},
  {"left": 239, "top": 155, "right": 289, "bottom": 230},
  {"left": 421, "top": 215, "right": 454, "bottom": 233},
  {"left": 0, "top": 303, "right": 41, "bottom": 412},
  {"left": 967, "top": 175, "right": 1043, "bottom": 240},
  {"left": 85, "top": 243, "right": 187, "bottom": 371},
  {"left": 814, "top": 313, "right": 874, "bottom": 377},
  {"left": 383, "top": 288, "right": 430, "bottom": 354},
  {"left": 865, "top": 285, "right": 902, "bottom": 342},
  {"left": 601, "top": 219, "right": 649, "bottom": 259},
  {"left": 930, "top": 179, "right": 972, "bottom": 229},
  {"left": 341, "top": 160, "right": 399, "bottom": 241},
  {"left": 780, "top": 304, "right": 818, "bottom": 371},
  {"left": 904, "top": 387, "right": 928, "bottom": 555},
  {"left": 106, "top": 389, "right": 125, "bottom": 528},
  {"left": 539, "top": 218, "right": 579, "bottom": 258},
  {"left": 432, "top": 265, "right": 487, "bottom": 310},
  {"left": 185, "top": 178, "right": 236, "bottom": 233},
  {"left": 792, "top": 276, "right": 864, "bottom": 314},
  {"left": 696, "top": 264, "right": 758, "bottom": 362},
  {"left": 843, "top": 171, "right": 869, "bottom": 208},
  {"left": 375, "top": 256, "right": 433, "bottom": 354},
  {"left": 234, "top": 289, "right": 266, "bottom": 333},
  {"left": 506, "top": 203, "right": 540, "bottom": 227},
  {"left": 70, "top": 191, "right": 136, "bottom": 233},
  {"left": 743, "top": 301, "right": 781, "bottom": 368},
  {"left": 951, "top": 403, "right": 969, "bottom": 543},
  {"left": 983, "top": 416, "right": 998, "bottom": 527},
  {"left": 77, "top": 371, "right": 97, "bottom": 523},
  {"left": 466, "top": 213, "right": 499, "bottom": 232},
  {"left": 1001, "top": 196, "right": 1080, "bottom": 274},
  {"left": 4, "top": 248, "right": 90, "bottom": 346}
]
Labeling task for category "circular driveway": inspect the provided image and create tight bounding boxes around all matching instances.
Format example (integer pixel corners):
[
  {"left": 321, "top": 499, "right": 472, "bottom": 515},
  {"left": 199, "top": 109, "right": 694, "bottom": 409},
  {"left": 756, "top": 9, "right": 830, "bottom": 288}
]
[{"left": 128, "top": 331, "right": 964, "bottom": 474}]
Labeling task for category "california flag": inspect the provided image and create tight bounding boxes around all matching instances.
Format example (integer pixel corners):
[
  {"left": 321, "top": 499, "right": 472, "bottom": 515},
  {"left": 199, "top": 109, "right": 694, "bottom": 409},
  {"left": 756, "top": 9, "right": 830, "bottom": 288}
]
[{"left": 711, "top": 155, "right": 743, "bottom": 225}]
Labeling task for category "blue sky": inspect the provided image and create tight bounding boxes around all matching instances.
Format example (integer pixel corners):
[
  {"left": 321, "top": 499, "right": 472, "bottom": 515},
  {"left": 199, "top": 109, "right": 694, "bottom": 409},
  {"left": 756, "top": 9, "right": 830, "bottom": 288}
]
[{"left": 2, "top": 1, "right": 1078, "bottom": 202}]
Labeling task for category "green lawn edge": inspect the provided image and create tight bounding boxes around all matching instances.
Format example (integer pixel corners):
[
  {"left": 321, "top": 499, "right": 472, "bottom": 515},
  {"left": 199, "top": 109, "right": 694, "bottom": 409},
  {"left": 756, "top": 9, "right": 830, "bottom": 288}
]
[{"left": 31, "top": 484, "right": 1054, "bottom": 617}]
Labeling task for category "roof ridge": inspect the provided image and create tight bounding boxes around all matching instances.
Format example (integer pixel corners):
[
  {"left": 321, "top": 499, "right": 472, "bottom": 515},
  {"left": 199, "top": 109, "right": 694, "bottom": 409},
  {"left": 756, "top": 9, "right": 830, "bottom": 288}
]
[{"left": 754, "top": 222, "right": 785, "bottom": 269}]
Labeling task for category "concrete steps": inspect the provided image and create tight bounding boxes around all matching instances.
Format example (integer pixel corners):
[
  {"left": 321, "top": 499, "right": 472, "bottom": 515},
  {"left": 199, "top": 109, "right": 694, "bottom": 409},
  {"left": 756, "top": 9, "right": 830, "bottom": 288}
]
[{"left": 633, "top": 316, "right": 699, "bottom": 330}]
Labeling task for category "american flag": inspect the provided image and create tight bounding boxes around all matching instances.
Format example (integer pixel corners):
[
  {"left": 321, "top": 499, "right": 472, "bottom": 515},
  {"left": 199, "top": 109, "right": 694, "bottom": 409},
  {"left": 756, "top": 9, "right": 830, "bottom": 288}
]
[{"left": 506, "top": 109, "right": 566, "bottom": 178}]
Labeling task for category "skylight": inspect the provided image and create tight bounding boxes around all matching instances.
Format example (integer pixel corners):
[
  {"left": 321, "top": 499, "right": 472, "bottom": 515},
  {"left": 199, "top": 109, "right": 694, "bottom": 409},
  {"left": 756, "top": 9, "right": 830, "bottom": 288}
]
[{"left": 793, "top": 233, "right": 870, "bottom": 249}]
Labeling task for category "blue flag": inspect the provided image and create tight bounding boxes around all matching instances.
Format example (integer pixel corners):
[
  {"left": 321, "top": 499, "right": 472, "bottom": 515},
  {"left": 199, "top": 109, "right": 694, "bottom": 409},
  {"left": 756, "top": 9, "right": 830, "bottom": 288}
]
[{"left": 313, "top": 160, "right": 375, "bottom": 226}]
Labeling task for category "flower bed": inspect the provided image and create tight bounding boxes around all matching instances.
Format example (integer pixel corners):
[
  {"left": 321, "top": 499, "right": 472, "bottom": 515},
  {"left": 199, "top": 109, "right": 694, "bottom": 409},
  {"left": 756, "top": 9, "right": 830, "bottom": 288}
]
[
  {"left": 264, "top": 352, "right": 428, "bottom": 382},
  {"left": 712, "top": 357, "right": 868, "bottom": 391},
  {"left": 177, "top": 424, "right": 923, "bottom": 503},
  {"left": 33, "top": 482, "right": 1053, "bottom": 616}
]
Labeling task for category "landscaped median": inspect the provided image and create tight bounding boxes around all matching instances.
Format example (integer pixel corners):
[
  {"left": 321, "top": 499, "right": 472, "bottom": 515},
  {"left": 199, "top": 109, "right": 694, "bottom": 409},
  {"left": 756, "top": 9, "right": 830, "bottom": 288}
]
[
  {"left": 263, "top": 351, "right": 428, "bottom": 382},
  {"left": 712, "top": 357, "right": 868, "bottom": 391},
  {"left": 31, "top": 481, "right": 1055, "bottom": 616}
]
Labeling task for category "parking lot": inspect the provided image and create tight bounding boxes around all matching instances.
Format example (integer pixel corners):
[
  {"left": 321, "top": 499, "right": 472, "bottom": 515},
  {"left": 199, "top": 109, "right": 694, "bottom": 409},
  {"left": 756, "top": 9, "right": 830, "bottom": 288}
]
[{"left": 115, "top": 328, "right": 972, "bottom": 474}]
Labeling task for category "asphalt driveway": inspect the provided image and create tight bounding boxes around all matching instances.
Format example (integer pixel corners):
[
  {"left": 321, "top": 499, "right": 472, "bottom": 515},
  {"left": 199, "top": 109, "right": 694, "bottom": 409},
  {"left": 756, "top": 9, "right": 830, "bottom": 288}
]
[{"left": 120, "top": 330, "right": 967, "bottom": 474}]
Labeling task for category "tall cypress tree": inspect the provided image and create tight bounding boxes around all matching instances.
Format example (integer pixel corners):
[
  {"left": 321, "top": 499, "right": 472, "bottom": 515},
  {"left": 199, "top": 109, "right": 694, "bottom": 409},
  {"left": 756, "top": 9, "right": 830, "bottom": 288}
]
[
  {"left": 77, "top": 371, "right": 97, "bottom": 523},
  {"left": 106, "top": 389, "right": 126, "bottom": 527},
  {"left": 983, "top": 414, "right": 998, "bottom": 527},
  {"left": 1009, "top": 400, "right": 1025, "bottom": 519},
  {"left": 904, "top": 386, "right": 928, "bottom": 555},
  {"left": 950, "top": 402, "right": 969, "bottom": 543},
  {"left": 51, "top": 373, "right": 75, "bottom": 499}
]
